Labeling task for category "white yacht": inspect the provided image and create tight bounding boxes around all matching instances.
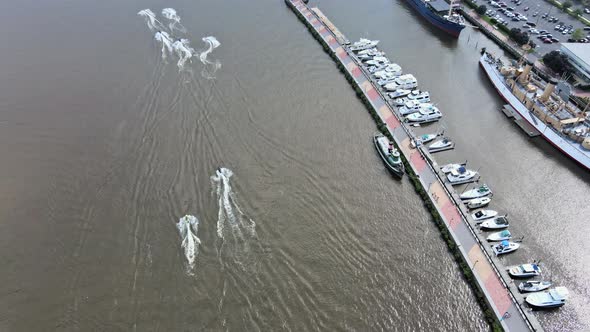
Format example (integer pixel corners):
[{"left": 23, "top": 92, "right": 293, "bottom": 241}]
[
  {"left": 377, "top": 75, "right": 399, "bottom": 86},
  {"left": 394, "top": 91, "right": 430, "bottom": 106},
  {"left": 441, "top": 162, "right": 467, "bottom": 173},
  {"left": 428, "top": 137, "right": 454, "bottom": 152},
  {"left": 350, "top": 38, "right": 379, "bottom": 52},
  {"left": 373, "top": 63, "right": 402, "bottom": 78},
  {"left": 384, "top": 74, "right": 418, "bottom": 90},
  {"left": 526, "top": 287, "right": 569, "bottom": 309},
  {"left": 364, "top": 56, "right": 389, "bottom": 66},
  {"left": 460, "top": 184, "right": 492, "bottom": 200},
  {"left": 471, "top": 209, "right": 498, "bottom": 222},
  {"left": 357, "top": 47, "right": 379, "bottom": 55},
  {"left": 416, "top": 133, "right": 438, "bottom": 144},
  {"left": 466, "top": 197, "right": 491, "bottom": 209},
  {"left": 508, "top": 263, "right": 542, "bottom": 278},
  {"left": 399, "top": 101, "right": 432, "bottom": 116},
  {"left": 518, "top": 280, "right": 552, "bottom": 293},
  {"left": 492, "top": 240, "right": 520, "bottom": 256},
  {"left": 487, "top": 230, "right": 512, "bottom": 241},
  {"left": 368, "top": 63, "right": 389, "bottom": 73},
  {"left": 446, "top": 166, "right": 477, "bottom": 184},
  {"left": 388, "top": 89, "right": 412, "bottom": 99},
  {"left": 480, "top": 216, "right": 509, "bottom": 230},
  {"left": 406, "top": 107, "right": 442, "bottom": 123},
  {"left": 358, "top": 49, "right": 385, "bottom": 60}
]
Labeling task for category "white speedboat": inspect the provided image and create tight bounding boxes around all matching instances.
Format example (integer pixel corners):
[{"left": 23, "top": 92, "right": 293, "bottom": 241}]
[
  {"left": 460, "top": 184, "right": 492, "bottom": 200},
  {"left": 357, "top": 47, "right": 378, "bottom": 55},
  {"left": 441, "top": 162, "right": 466, "bottom": 173},
  {"left": 492, "top": 240, "right": 520, "bottom": 256},
  {"left": 374, "top": 71, "right": 398, "bottom": 80},
  {"left": 480, "top": 216, "right": 509, "bottom": 230},
  {"left": 377, "top": 75, "right": 398, "bottom": 86},
  {"left": 384, "top": 74, "right": 418, "bottom": 90},
  {"left": 358, "top": 50, "right": 385, "bottom": 60},
  {"left": 465, "top": 197, "right": 491, "bottom": 209},
  {"left": 364, "top": 56, "right": 389, "bottom": 66},
  {"left": 487, "top": 230, "right": 512, "bottom": 241},
  {"left": 446, "top": 166, "right": 478, "bottom": 184},
  {"left": 428, "top": 137, "right": 454, "bottom": 152},
  {"left": 407, "top": 90, "right": 430, "bottom": 103},
  {"left": 508, "top": 263, "right": 542, "bottom": 278},
  {"left": 388, "top": 89, "right": 412, "bottom": 99},
  {"left": 471, "top": 209, "right": 498, "bottom": 222},
  {"left": 406, "top": 107, "right": 442, "bottom": 123},
  {"left": 373, "top": 64, "right": 402, "bottom": 78},
  {"left": 526, "top": 287, "right": 569, "bottom": 309},
  {"left": 368, "top": 64, "right": 388, "bottom": 73},
  {"left": 416, "top": 133, "right": 438, "bottom": 144},
  {"left": 350, "top": 38, "right": 379, "bottom": 52},
  {"left": 399, "top": 100, "right": 429, "bottom": 115},
  {"left": 518, "top": 280, "right": 552, "bottom": 293}
]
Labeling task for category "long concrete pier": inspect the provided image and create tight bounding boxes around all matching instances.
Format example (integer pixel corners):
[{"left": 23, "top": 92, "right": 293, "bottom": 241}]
[{"left": 285, "top": 1, "right": 543, "bottom": 331}]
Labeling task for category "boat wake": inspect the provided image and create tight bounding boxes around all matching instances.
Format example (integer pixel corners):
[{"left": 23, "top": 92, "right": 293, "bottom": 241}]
[
  {"left": 177, "top": 215, "right": 201, "bottom": 272},
  {"left": 199, "top": 36, "right": 222, "bottom": 79},
  {"left": 211, "top": 168, "right": 256, "bottom": 240},
  {"left": 138, "top": 8, "right": 221, "bottom": 76}
]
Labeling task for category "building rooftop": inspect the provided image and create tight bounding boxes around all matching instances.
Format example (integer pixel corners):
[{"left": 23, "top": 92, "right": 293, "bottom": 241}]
[{"left": 561, "top": 43, "right": 590, "bottom": 66}]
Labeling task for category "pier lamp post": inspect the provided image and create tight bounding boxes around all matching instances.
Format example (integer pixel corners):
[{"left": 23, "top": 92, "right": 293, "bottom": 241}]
[{"left": 471, "top": 260, "right": 480, "bottom": 270}]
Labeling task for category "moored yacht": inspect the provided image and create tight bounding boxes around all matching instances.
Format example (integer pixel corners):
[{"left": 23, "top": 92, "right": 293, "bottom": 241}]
[
  {"left": 460, "top": 184, "right": 492, "bottom": 200},
  {"left": 373, "top": 63, "right": 403, "bottom": 78},
  {"left": 388, "top": 89, "right": 412, "bottom": 99},
  {"left": 508, "top": 263, "right": 542, "bottom": 278},
  {"left": 373, "top": 134, "right": 405, "bottom": 177},
  {"left": 365, "top": 56, "right": 389, "bottom": 66},
  {"left": 487, "top": 230, "right": 512, "bottom": 241},
  {"left": 399, "top": 101, "right": 434, "bottom": 116},
  {"left": 406, "top": 107, "right": 443, "bottom": 123},
  {"left": 492, "top": 240, "right": 520, "bottom": 256},
  {"left": 394, "top": 91, "right": 430, "bottom": 106},
  {"left": 518, "top": 280, "right": 552, "bottom": 293},
  {"left": 471, "top": 209, "right": 498, "bottom": 222},
  {"left": 350, "top": 38, "right": 379, "bottom": 52},
  {"left": 440, "top": 162, "right": 466, "bottom": 173},
  {"left": 428, "top": 137, "right": 454, "bottom": 152},
  {"left": 384, "top": 74, "right": 418, "bottom": 90},
  {"left": 446, "top": 166, "right": 478, "bottom": 184},
  {"left": 526, "top": 287, "right": 569, "bottom": 309},
  {"left": 465, "top": 197, "right": 491, "bottom": 209},
  {"left": 480, "top": 216, "right": 510, "bottom": 230}
]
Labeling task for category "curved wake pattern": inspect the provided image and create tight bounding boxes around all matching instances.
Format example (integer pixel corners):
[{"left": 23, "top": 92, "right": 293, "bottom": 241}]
[
  {"left": 162, "top": 8, "right": 186, "bottom": 33},
  {"left": 199, "top": 36, "right": 222, "bottom": 79},
  {"left": 177, "top": 215, "right": 201, "bottom": 271},
  {"left": 172, "top": 39, "right": 195, "bottom": 70},
  {"left": 154, "top": 31, "right": 173, "bottom": 59},
  {"left": 137, "top": 9, "right": 166, "bottom": 31},
  {"left": 211, "top": 168, "right": 256, "bottom": 240}
]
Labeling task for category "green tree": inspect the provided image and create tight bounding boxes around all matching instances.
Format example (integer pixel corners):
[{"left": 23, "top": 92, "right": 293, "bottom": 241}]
[
  {"left": 573, "top": 8, "right": 583, "bottom": 16},
  {"left": 509, "top": 28, "right": 530, "bottom": 45},
  {"left": 543, "top": 50, "right": 571, "bottom": 74},
  {"left": 572, "top": 28, "right": 585, "bottom": 39},
  {"left": 477, "top": 4, "right": 488, "bottom": 15},
  {"left": 562, "top": 1, "right": 573, "bottom": 11}
]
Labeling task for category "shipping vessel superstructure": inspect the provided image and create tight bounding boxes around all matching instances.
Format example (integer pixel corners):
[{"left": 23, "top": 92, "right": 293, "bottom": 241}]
[{"left": 403, "top": 0, "right": 465, "bottom": 37}]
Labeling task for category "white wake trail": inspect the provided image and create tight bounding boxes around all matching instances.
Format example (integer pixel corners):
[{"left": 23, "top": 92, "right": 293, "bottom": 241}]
[
  {"left": 199, "top": 36, "right": 222, "bottom": 79},
  {"left": 138, "top": 9, "right": 166, "bottom": 31},
  {"left": 162, "top": 8, "right": 186, "bottom": 33},
  {"left": 177, "top": 215, "right": 201, "bottom": 271},
  {"left": 154, "top": 31, "right": 173, "bottom": 59},
  {"left": 173, "top": 39, "right": 195, "bottom": 71},
  {"left": 211, "top": 168, "right": 256, "bottom": 239}
]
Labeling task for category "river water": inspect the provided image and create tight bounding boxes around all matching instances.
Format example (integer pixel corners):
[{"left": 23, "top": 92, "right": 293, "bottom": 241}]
[{"left": 0, "top": 0, "right": 587, "bottom": 331}]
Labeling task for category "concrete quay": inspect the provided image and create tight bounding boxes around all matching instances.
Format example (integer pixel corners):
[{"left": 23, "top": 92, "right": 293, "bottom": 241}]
[{"left": 286, "top": 1, "right": 544, "bottom": 331}]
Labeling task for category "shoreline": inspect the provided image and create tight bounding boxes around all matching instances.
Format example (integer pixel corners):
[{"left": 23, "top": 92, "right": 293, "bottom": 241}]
[{"left": 284, "top": 1, "right": 544, "bottom": 331}]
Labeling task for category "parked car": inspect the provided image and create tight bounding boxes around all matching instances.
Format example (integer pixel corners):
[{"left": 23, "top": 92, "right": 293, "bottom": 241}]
[
  {"left": 543, "top": 38, "right": 553, "bottom": 43},
  {"left": 529, "top": 28, "right": 540, "bottom": 34},
  {"left": 541, "top": 13, "right": 548, "bottom": 18},
  {"left": 532, "top": 11, "right": 538, "bottom": 17},
  {"left": 585, "top": 8, "right": 590, "bottom": 14},
  {"left": 524, "top": 6, "right": 529, "bottom": 11},
  {"left": 526, "top": 22, "right": 536, "bottom": 27},
  {"left": 539, "top": 29, "right": 548, "bottom": 34},
  {"left": 551, "top": 37, "right": 559, "bottom": 43}
]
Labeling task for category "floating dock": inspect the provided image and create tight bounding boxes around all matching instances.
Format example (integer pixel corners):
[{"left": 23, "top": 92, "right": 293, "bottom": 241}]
[
  {"left": 502, "top": 105, "right": 541, "bottom": 137},
  {"left": 285, "top": 1, "right": 542, "bottom": 331}
]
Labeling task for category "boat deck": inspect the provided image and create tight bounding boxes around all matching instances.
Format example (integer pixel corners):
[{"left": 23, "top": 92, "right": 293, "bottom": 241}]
[
  {"left": 502, "top": 105, "right": 541, "bottom": 137},
  {"left": 286, "top": 1, "right": 542, "bottom": 331}
]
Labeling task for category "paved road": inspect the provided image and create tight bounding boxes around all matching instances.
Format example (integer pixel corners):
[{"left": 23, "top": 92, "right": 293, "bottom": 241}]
[
  {"left": 287, "top": 1, "right": 543, "bottom": 330},
  {"left": 474, "top": 0, "right": 589, "bottom": 55}
]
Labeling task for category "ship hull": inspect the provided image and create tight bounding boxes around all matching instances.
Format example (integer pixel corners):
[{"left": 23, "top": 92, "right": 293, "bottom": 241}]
[
  {"left": 403, "top": 0, "right": 465, "bottom": 37},
  {"left": 479, "top": 55, "right": 590, "bottom": 171}
]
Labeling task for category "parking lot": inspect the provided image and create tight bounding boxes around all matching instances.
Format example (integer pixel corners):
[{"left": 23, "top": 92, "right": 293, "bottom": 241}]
[{"left": 475, "top": 0, "right": 590, "bottom": 56}]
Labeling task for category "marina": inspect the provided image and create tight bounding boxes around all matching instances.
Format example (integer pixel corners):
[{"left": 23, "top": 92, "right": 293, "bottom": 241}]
[{"left": 285, "top": 1, "right": 556, "bottom": 330}]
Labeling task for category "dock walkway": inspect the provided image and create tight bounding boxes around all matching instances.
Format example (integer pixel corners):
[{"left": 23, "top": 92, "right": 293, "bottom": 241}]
[{"left": 286, "top": 1, "right": 543, "bottom": 331}]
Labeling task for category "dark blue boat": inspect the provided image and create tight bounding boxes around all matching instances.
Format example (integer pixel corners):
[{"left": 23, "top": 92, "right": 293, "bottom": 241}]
[{"left": 404, "top": 0, "right": 465, "bottom": 37}]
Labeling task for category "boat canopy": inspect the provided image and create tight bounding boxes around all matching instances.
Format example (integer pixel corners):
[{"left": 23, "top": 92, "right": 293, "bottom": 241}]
[
  {"left": 500, "top": 230, "right": 511, "bottom": 237},
  {"left": 501, "top": 240, "right": 509, "bottom": 247},
  {"left": 457, "top": 166, "right": 466, "bottom": 173},
  {"left": 428, "top": 0, "right": 451, "bottom": 12}
]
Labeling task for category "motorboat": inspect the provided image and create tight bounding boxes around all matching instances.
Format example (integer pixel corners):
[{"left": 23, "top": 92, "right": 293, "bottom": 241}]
[
  {"left": 407, "top": 90, "right": 430, "bottom": 102},
  {"left": 406, "top": 106, "right": 442, "bottom": 123},
  {"left": 358, "top": 49, "right": 385, "bottom": 60},
  {"left": 446, "top": 166, "right": 478, "bottom": 184},
  {"left": 526, "top": 287, "right": 569, "bottom": 309},
  {"left": 384, "top": 74, "right": 418, "bottom": 90},
  {"left": 416, "top": 133, "right": 438, "bottom": 144},
  {"left": 518, "top": 280, "right": 552, "bottom": 293},
  {"left": 428, "top": 137, "right": 454, "bottom": 152},
  {"left": 441, "top": 162, "right": 466, "bottom": 173},
  {"left": 350, "top": 38, "right": 379, "bottom": 52},
  {"left": 364, "top": 56, "right": 389, "bottom": 66},
  {"left": 357, "top": 47, "right": 378, "bottom": 55},
  {"left": 492, "top": 240, "right": 520, "bottom": 256},
  {"left": 471, "top": 209, "right": 498, "bottom": 222},
  {"left": 480, "top": 216, "right": 509, "bottom": 230},
  {"left": 465, "top": 197, "right": 491, "bottom": 209},
  {"left": 487, "top": 230, "right": 512, "bottom": 241},
  {"left": 460, "top": 184, "right": 492, "bottom": 200},
  {"left": 399, "top": 100, "right": 432, "bottom": 116},
  {"left": 508, "top": 263, "right": 542, "bottom": 278},
  {"left": 373, "top": 134, "right": 404, "bottom": 178},
  {"left": 374, "top": 71, "right": 398, "bottom": 81},
  {"left": 373, "top": 64, "right": 402, "bottom": 78},
  {"left": 388, "top": 89, "right": 412, "bottom": 99},
  {"left": 368, "top": 63, "right": 390, "bottom": 73},
  {"left": 377, "top": 75, "right": 399, "bottom": 86}
]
